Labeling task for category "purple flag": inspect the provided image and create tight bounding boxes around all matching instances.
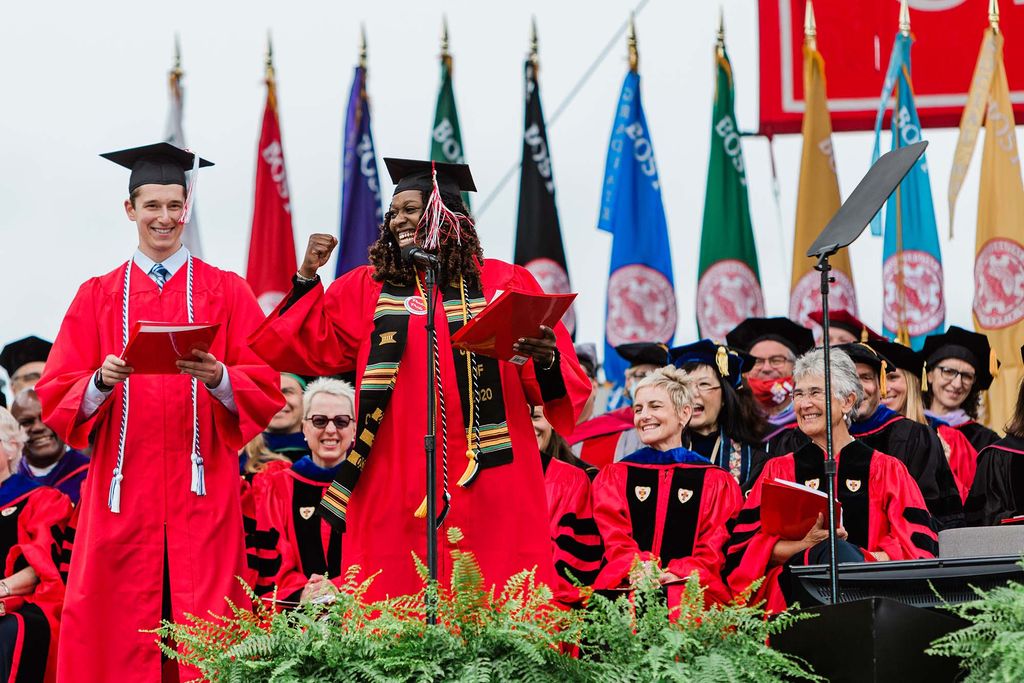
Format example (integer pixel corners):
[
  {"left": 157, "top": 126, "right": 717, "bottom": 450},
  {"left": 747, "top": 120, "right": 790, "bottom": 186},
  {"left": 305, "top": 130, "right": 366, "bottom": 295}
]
[{"left": 336, "top": 65, "right": 383, "bottom": 276}]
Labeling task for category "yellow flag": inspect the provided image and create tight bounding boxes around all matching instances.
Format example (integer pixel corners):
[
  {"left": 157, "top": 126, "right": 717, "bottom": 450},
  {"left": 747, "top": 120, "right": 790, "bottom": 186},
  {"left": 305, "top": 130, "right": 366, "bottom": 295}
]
[
  {"left": 789, "top": 44, "right": 858, "bottom": 328},
  {"left": 961, "top": 30, "right": 1024, "bottom": 432}
]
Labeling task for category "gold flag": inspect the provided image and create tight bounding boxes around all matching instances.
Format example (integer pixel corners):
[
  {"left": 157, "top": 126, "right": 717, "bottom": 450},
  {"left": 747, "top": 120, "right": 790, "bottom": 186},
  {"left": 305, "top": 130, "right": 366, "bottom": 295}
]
[
  {"left": 789, "top": 42, "right": 858, "bottom": 327},
  {"left": 958, "top": 29, "right": 1024, "bottom": 432}
]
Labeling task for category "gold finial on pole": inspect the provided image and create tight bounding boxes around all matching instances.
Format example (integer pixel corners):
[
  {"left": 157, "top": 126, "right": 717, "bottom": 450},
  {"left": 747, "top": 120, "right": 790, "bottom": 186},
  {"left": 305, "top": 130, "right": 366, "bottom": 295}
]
[
  {"left": 172, "top": 34, "right": 182, "bottom": 77},
  {"left": 899, "top": 0, "right": 911, "bottom": 37},
  {"left": 804, "top": 0, "right": 817, "bottom": 50},
  {"left": 359, "top": 23, "right": 368, "bottom": 68},
  {"left": 628, "top": 12, "right": 639, "bottom": 72},
  {"left": 265, "top": 30, "right": 274, "bottom": 73},
  {"left": 529, "top": 16, "right": 539, "bottom": 67},
  {"left": 265, "top": 31, "right": 277, "bottom": 109},
  {"left": 716, "top": 8, "right": 726, "bottom": 58},
  {"left": 440, "top": 16, "right": 452, "bottom": 70},
  {"left": 989, "top": 0, "right": 1001, "bottom": 33}
]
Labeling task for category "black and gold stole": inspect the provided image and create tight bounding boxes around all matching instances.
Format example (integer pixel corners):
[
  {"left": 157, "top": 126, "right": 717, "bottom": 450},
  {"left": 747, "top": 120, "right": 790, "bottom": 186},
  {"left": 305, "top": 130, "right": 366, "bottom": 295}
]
[{"left": 319, "top": 277, "right": 514, "bottom": 530}]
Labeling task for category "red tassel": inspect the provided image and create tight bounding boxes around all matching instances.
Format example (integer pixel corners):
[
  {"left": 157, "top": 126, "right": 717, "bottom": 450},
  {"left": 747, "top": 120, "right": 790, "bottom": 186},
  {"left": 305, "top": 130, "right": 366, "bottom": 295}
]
[{"left": 418, "top": 161, "right": 473, "bottom": 249}]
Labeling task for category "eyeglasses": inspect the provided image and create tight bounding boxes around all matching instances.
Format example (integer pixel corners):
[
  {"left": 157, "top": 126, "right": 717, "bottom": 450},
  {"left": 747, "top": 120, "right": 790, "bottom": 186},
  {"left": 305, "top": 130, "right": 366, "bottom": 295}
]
[
  {"left": 693, "top": 381, "right": 722, "bottom": 395},
  {"left": 305, "top": 415, "right": 353, "bottom": 430},
  {"left": 751, "top": 355, "right": 793, "bottom": 369},
  {"left": 935, "top": 365, "right": 976, "bottom": 385}
]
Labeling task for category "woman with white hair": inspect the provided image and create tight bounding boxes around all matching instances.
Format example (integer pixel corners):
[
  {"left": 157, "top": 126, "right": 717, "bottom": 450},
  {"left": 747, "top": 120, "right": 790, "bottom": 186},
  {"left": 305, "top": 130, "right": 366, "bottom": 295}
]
[
  {"left": 591, "top": 366, "right": 743, "bottom": 607},
  {"left": 724, "top": 348, "right": 937, "bottom": 613},
  {"left": 257, "top": 378, "right": 357, "bottom": 605},
  {"left": 0, "top": 407, "right": 73, "bottom": 681}
]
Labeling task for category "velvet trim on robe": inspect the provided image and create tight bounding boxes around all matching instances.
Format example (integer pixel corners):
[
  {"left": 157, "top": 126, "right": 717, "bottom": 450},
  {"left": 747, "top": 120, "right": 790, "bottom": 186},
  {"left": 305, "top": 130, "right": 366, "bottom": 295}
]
[
  {"left": 248, "top": 259, "right": 592, "bottom": 602},
  {"left": 542, "top": 458, "right": 602, "bottom": 607},
  {"left": 36, "top": 258, "right": 284, "bottom": 683},
  {"left": 591, "top": 453, "right": 742, "bottom": 606},
  {"left": 17, "top": 450, "right": 89, "bottom": 507},
  {"left": 724, "top": 440, "right": 937, "bottom": 613},
  {"left": 964, "top": 435, "right": 1024, "bottom": 525}
]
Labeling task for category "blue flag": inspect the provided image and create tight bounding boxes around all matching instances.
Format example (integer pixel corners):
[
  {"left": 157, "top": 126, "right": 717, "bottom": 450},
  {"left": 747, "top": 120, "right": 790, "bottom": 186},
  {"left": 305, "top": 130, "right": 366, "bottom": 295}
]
[
  {"left": 598, "top": 70, "right": 677, "bottom": 388},
  {"left": 336, "top": 65, "right": 383, "bottom": 276},
  {"left": 870, "top": 33, "right": 945, "bottom": 348}
]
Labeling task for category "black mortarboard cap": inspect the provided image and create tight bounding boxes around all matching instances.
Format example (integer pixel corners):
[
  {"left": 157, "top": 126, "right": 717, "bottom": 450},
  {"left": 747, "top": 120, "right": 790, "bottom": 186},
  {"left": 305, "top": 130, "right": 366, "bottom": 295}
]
[
  {"left": 921, "top": 326, "right": 999, "bottom": 391},
  {"left": 0, "top": 336, "right": 52, "bottom": 377},
  {"left": 384, "top": 157, "right": 476, "bottom": 196},
  {"left": 807, "top": 309, "right": 885, "bottom": 342},
  {"left": 101, "top": 142, "right": 213, "bottom": 193},
  {"left": 837, "top": 342, "right": 892, "bottom": 375},
  {"left": 573, "top": 343, "right": 599, "bottom": 380},
  {"left": 614, "top": 342, "right": 669, "bottom": 368},
  {"left": 668, "top": 340, "right": 752, "bottom": 388},
  {"left": 865, "top": 340, "right": 922, "bottom": 375},
  {"left": 725, "top": 317, "right": 815, "bottom": 356}
]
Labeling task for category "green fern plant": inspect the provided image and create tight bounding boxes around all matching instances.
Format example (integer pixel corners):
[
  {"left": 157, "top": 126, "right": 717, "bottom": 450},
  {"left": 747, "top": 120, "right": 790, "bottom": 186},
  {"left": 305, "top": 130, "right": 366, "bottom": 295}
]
[{"left": 155, "top": 529, "right": 819, "bottom": 682}]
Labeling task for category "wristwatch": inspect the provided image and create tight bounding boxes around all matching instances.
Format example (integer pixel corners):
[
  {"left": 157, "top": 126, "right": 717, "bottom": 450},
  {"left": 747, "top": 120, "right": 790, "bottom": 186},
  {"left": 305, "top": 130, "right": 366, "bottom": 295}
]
[{"left": 93, "top": 369, "right": 113, "bottom": 393}]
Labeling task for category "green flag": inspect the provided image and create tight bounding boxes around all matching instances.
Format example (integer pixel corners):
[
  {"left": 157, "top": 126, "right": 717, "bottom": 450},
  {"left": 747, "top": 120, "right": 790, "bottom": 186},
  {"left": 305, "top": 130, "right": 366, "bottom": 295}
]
[
  {"left": 695, "top": 41, "right": 764, "bottom": 340},
  {"left": 430, "top": 54, "right": 470, "bottom": 208}
]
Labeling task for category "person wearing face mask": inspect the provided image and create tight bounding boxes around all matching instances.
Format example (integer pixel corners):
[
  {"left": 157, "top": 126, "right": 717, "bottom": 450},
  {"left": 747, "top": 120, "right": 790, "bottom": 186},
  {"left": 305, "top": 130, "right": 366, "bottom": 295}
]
[
  {"left": 725, "top": 317, "right": 815, "bottom": 453},
  {"left": 869, "top": 339, "right": 978, "bottom": 504},
  {"left": 668, "top": 340, "right": 767, "bottom": 489},
  {"left": 921, "top": 327, "right": 1001, "bottom": 453},
  {"left": 724, "top": 349, "right": 937, "bottom": 613},
  {"left": 590, "top": 366, "right": 742, "bottom": 607}
]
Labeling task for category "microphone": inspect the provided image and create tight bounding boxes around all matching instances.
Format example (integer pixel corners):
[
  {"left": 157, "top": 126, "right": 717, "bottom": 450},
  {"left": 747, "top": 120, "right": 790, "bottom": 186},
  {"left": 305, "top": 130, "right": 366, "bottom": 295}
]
[{"left": 401, "top": 245, "right": 440, "bottom": 268}]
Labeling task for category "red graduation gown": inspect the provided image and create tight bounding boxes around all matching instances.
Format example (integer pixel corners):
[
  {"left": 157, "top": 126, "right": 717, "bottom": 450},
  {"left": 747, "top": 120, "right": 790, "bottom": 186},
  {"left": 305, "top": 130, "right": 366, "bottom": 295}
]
[
  {"left": 591, "top": 452, "right": 742, "bottom": 606},
  {"left": 249, "top": 259, "right": 592, "bottom": 602},
  {"left": 36, "top": 259, "right": 282, "bottom": 682},
  {"left": 937, "top": 424, "right": 978, "bottom": 504},
  {"left": 542, "top": 458, "right": 602, "bottom": 607},
  {"left": 724, "top": 441, "right": 938, "bottom": 613}
]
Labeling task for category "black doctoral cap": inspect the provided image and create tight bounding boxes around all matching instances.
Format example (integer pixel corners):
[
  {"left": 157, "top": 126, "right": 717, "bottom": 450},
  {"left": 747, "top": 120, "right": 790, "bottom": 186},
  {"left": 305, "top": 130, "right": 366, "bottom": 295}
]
[
  {"left": 0, "top": 336, "right": 52, "bottom": 377},
  {"left": 837, "top": 342, "right": 892, "bottom": 376},
  {"left": 866, "top": 339, "right": 922, "bottom": 375},
  {"left": 384, "top": 157, "right": 476, "bottom": 196},
  {"left": 100, "top": 142, "right": 213, "bottom": 193},
  {"left": 668, "top": 340, "right": 752, "bottom": 389},
  {"left": 573, "top": 343, "right": 599, "bottom": 380},
  {"left": 807, "top": 309, "right": 885, "bottom": 343},
  {"left": 725, "top": 317, "right": 815, "bottom": 356},
  {"left": 921, "top": 326, "right": 999, "bottom": 391},
  {"left": 614, "top": 342, "right": 669, "bottom": 368}
]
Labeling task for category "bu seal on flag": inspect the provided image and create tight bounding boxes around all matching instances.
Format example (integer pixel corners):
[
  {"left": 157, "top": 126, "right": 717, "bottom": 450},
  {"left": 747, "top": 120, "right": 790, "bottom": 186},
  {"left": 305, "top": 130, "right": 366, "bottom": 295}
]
[
  {"left": 696, "top": 259, "right": 765, "bottom": 340},
  {"left": 790, "top": 270, "right": 857, "bottom": 330},
  {"left": 526, "top": 258, "right": 576, "bottom": 335},
  {"left": 404, "top": 296, "right": 427, "bottom": 316},
  {"left": 882, "top": 250, "right": 945, "bottom": 336},
  {"left": 973, "top": 238, "right": 1024, "bottom": 329},
  {"left": 606, "top": 264, "right": 676, "bottom": 347}
]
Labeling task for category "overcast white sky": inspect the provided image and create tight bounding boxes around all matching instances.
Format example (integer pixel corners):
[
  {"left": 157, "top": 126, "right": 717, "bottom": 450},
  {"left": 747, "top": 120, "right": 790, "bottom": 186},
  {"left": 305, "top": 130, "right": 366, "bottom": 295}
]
[{"left": 0, "top": 0, "right": 1004, "bottom": 366}]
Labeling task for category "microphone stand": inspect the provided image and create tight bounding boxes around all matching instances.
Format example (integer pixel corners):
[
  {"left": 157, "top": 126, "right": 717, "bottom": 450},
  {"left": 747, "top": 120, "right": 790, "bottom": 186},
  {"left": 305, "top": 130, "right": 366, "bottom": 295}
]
[
  {"left": 815, "top": 248, "right": 841, "bottom": 605},
  {"left": 423, "top": 264, "right": 439, "bottom": 625}
]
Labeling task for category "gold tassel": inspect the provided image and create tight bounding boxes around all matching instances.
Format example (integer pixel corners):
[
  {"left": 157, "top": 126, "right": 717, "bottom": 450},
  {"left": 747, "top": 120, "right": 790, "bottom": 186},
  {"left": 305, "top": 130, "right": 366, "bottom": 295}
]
[
  {"left": 921, "top": 361, "right": 929, "bottom": 392},
  {"left": 990, "top": 348, "right": 1000, "bottom": 379},
  {"left": 879, "top": 360, "right": 887, "bottom": 397},
  {"left": 716, "top": 345, "right": 730, "bottom": 377},
  {"left": 860, "top": 327, "right": 869, "bottom": 343},
  {"left": 414, "top": 496, "right": 427, "bottom": 518},
  {"left": 456, "top": 449, "right": 480, "bottom": 488}
]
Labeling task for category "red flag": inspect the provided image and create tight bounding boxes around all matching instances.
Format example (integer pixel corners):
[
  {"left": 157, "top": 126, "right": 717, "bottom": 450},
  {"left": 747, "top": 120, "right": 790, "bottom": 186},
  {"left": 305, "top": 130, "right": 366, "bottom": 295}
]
[{"left": 246, "top": 64, "right": 296, "bottom": 314}]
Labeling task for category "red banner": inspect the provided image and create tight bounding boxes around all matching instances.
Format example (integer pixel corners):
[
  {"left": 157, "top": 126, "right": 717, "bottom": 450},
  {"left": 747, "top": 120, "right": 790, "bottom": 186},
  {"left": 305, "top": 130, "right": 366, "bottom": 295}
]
[
  {"left": 246, "top": 86, "right": 296, "bottom": 314},
  {"left": 759, "top": 0, "right": 1024, "bottom": 135}
]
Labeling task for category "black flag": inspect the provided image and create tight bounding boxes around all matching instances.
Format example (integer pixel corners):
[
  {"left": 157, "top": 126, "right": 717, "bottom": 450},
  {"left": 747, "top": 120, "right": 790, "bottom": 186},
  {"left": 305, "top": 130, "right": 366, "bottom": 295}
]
[{"left": 514, "top": 49, "right": 576, "bottom": 336}]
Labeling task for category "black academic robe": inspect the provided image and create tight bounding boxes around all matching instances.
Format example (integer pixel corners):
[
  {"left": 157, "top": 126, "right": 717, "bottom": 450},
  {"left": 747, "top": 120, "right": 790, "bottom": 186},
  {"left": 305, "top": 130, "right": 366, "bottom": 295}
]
[
  {"left": 955, "top": 421, "right": 1001, "bottom": 456},
  {"left": 964, "top": 435, "right": 1024, "bottom": 526}
]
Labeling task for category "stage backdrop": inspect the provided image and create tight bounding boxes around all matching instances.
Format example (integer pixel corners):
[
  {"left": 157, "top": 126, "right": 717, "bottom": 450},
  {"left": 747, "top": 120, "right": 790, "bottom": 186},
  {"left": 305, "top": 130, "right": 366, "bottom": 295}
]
[{"left": 759, "top": 0, "right": 1024, "bottom": 134}]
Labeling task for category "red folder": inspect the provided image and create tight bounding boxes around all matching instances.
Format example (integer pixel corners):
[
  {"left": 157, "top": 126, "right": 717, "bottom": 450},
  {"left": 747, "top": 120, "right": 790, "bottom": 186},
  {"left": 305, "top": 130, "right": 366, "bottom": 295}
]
[
  {"left": 761, "top": 478, "right": 843, "bottom": 541},
  {"left": 450, "top": 289, "right": 577, "bottom": 365},
  {"left": 1000, "top": 514, "right": 1024, "bottom": 525},
  {"left": 120, "top": 321, "right": 221, "bottom": 375}
]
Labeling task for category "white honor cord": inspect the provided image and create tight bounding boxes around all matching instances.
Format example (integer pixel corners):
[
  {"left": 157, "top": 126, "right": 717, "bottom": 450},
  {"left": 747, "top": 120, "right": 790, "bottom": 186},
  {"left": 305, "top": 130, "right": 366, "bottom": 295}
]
[{"left": 186, "top": 257, "right": 205, "bottom": 496}]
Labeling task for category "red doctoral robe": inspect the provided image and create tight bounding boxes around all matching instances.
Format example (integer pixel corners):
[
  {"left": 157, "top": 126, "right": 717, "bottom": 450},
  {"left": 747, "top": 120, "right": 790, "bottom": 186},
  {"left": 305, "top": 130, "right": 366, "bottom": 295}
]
[
  {"left": 542, "top": 457, "right": 602, "bottom": 607},
  {"left": 36, "top": 258, "right": 282, "bottom": 682},
  {"left": 937, "top": 424, "right": 978, "bottom": 504},
  {"left": 724, "top": 440, "right": 938, "bottom": 612},
  {"left": 591, "top": 448, "right": 742, "bottom": 607},
  {"left": 249, "top": 259, "right": 592, "bottom": 602}
]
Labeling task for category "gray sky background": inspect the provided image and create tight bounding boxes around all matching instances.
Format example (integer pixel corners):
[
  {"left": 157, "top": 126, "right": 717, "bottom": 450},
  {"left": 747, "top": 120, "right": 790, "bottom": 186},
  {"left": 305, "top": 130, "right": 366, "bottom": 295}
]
[{"left": 0, "top": 0, "right": 1002, "bottom": 365}]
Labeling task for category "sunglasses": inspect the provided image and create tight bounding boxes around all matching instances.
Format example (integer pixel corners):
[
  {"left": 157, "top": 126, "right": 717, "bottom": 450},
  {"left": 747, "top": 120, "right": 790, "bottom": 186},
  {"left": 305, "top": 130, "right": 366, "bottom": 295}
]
[{"left": 305, "top": 415, "right": 353, "bottom": 430}]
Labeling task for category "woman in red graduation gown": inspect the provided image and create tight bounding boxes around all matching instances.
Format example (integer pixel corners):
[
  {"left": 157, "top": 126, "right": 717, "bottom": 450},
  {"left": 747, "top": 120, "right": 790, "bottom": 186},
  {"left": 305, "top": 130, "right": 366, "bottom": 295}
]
[
  {"left": 591, "top": 366, "right": 742, "bottom": 608},
  {"left": 724, "top": 348, "right": 937, "bottom": 613},
  {"left": 250, "top": 159, "right": 591, "bottom": 602},
  {"left": 0, "top": 408, "right": 73, "bottom": 683}
]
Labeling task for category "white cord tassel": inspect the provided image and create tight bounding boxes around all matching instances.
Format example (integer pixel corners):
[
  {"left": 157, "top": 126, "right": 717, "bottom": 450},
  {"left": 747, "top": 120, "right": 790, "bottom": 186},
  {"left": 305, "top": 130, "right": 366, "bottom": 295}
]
[
  {"left": 109, "top": 261, "right": 133, "bottom": 513},
  {"left": 186, "top": 256, "right": 205, "bottom": 497}
]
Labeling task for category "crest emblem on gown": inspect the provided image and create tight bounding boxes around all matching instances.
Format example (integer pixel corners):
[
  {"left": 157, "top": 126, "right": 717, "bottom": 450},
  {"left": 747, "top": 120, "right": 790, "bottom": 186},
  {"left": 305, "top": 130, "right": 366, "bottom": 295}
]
[
  {"left": 299, "top": 506, "right": 315, "bottom": 520},
  {"left": 0, "top": 507, "right": 15, "bottom": 517},
  {"left": 404, "top": 296, "right": 427, "bottom": 316},
  {"left": 804, "top": 478, "right": 820, "bottom": 491},
  {"left": 634, "top": 486, "right": 651, "bottom": 502},
  {"left": 845, "top": 479, "right": 862, "bottom": 493},
  {"left": 677, "top": 488, "right": 693, "bottom": 504}
]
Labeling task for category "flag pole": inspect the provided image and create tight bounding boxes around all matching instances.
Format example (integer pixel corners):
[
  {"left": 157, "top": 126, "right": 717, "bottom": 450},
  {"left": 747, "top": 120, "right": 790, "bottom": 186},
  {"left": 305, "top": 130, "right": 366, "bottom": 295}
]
[
  {"left": 893, "top": 0, "right": 911, "bottom": 345},
  {"left": 628, "top": 12, "right": 639, "bottom": 73},
  {"left": 265, "top": 31, "right": 277, "bottom": 112}
]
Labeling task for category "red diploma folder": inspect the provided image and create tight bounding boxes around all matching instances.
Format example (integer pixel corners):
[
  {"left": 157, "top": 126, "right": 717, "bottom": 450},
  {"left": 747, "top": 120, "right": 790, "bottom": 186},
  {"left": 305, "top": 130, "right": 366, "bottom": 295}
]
[
  {"left": 120, "top": 321, "right": 221, "bottom": 375},
  {"left": 1000, "top": 515, "right": 1024, "bottom": 525},
  {"left": 450, "top": 289, "right": 577, "bottom": 365},
  {"left": 760, "top": 478, "right": 843, "bottom": 541}
]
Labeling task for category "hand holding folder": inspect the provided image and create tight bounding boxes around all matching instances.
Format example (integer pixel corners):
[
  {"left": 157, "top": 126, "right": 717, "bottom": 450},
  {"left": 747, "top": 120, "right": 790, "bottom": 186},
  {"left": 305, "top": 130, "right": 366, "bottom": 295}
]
[
  {"left": 120, "top": 321, "right": 221, "bottom": 375},
  {"left": 450, "top": 289, "right": 576, "bottom": 365},
  {"left": 761, "top": 478, "right": 843, "bottom": 541}
]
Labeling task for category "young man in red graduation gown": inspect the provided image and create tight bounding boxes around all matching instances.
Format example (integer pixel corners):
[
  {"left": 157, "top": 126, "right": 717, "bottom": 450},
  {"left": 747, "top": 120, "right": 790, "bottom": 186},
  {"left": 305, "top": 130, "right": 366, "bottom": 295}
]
[
  {"left": 250, "top": 158, "right": 591, "bottom": 603},
  {"left": 35, "top": 143, "right": 282, "bottom": 683}
]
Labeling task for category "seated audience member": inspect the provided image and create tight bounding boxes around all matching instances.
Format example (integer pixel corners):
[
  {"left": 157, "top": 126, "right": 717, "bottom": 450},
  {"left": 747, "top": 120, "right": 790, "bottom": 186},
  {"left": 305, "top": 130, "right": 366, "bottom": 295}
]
[
  {"left": 591, "top": 367, "right": 742, "bottom": 607},
  {"left": 567, "top": 342, "right": 665, "bottom": 467},
  {"left": 261, "top": 373, "right": 311, "bottom": 462},
  {"left": 965, "top": 346, "right": 1024, "bottom": 526},
  {"left": 922, "top": 326, "right": 1001, "bottom": 453},
  {"left": 725, "top": 317, "right": 814, "bottom": 452},
  {"left": 669, "top": 340, "right": 767, "bottom": 488},
  {"left": 807, "top": 309, "right": 884, "bottom": 347},
  {"left": 240, "top": 434, "right": 291, "bottom": 595},
  {"left": 0, "top": 407, "right": 74, "bottom": 683},
  {"left": 258, "top": 378, "right": 355, "bottom": 605},
  {"left": 0, "top": 337, "right": 53, "bottom": 406},
  {"left": 9, "top": 390, "right": 88, "bottom": 505},
  {"left": 724, "top": 348, "right": 937, "bottom": 613},
  {"left": 531, "top": 406, "right": 602, "bottom": 607},
  {"left": 872, "top": 339, "right": 979, "bottom": 503}
]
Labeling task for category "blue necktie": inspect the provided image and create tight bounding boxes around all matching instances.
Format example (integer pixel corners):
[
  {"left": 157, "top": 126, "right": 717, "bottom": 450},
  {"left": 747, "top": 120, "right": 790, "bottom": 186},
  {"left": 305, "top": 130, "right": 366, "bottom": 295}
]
[{"left": 150, "top": 263, "right": 170, "bottom": 289}]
